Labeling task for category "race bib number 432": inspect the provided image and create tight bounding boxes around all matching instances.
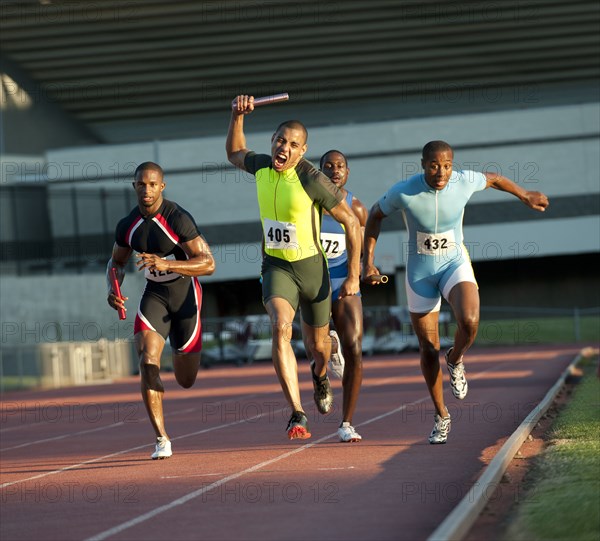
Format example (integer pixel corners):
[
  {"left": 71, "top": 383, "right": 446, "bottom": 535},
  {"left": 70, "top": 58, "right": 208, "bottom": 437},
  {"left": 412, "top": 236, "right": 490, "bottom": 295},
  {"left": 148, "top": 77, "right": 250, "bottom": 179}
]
[
  {"left": 263, "top": 218, "right": 298, "bottom": 250},
  {"left": 416, "top": 229, "right": 456, "bottom": 255}
]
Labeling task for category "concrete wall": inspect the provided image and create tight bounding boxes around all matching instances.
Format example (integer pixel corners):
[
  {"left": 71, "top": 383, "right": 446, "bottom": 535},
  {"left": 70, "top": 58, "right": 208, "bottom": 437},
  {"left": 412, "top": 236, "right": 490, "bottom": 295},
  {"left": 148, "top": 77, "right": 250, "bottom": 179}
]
[
  {"left": 42, "top": 101, "right": 599, "bottom": 274},
  {"left": 1, "top": 272, "right": 145, "bottom": 346}
]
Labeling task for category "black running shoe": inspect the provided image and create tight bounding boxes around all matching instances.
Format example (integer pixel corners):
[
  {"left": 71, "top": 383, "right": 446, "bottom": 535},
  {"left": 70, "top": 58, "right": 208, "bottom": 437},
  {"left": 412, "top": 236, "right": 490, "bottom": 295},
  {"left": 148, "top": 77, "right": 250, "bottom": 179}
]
[
  {"left": 310, "top": 360, "right": 334, "bottom": 414},
  {"left": 286, "top": 411, "right": 311, "bottom": 439}
]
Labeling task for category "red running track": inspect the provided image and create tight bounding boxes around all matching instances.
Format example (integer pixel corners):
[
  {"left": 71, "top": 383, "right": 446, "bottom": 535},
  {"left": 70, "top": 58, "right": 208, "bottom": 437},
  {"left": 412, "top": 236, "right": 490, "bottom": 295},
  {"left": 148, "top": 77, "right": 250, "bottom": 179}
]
[{"left": 0, "top": 344, "right": 582, "bottom": 541}]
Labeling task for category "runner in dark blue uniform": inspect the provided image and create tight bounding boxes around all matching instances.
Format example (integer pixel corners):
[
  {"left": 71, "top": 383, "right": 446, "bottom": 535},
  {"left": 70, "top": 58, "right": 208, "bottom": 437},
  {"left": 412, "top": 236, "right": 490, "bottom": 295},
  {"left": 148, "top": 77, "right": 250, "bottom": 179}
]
[
  {"left": 319, "top": 150, "right": 368, "bottom": 442},
  {"left": 107, "top": 162, "right": 215, "bottom": 459}
]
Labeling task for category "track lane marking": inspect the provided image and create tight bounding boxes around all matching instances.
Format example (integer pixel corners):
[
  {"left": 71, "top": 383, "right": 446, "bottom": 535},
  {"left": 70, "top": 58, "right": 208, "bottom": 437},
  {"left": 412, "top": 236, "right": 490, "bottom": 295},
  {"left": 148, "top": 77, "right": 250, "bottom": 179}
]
[
  {"left": 0, "top": 362, "right": 507, "bottom": 490},
  {"left": 0, "top": 394, "right": 259, "bottom": 452},
  {"left": 84, "top": 396, "right": 432, "bottom": 541}
]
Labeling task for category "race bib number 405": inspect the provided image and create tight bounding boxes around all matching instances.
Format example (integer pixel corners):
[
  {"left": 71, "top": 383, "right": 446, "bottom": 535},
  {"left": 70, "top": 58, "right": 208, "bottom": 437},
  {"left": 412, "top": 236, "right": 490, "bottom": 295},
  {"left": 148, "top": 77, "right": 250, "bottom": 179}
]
[
  {"left": 416, "top": 229, "right": 456, "bottom": 255},
  {"left": 263, "top": 218, "right": 298, "bottom": 250}
]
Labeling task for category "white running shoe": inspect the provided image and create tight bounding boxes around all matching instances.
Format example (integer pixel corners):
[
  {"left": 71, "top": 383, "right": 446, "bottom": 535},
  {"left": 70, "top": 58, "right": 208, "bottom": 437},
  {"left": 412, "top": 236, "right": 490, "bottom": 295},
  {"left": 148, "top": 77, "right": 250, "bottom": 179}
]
[
  {"left": 429, "top": 412, "right": 451, "bottom": 444},
  {"left": 338, "top": 422, "right": 362, "bottom": 442},
  {"left": 151, "top": 436, "right": 172, "bottom": 459},
  {"left": 328, "top": 329, "right": 345, "bottom": 379},
  {"left": 446, "top": 347, "right": 468, "bottom": 400}
]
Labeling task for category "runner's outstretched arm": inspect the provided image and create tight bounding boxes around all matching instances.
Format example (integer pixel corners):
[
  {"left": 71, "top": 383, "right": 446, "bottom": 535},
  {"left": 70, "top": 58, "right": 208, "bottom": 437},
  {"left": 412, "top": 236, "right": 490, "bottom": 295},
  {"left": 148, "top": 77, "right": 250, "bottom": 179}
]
[{"left": 484, "top": 172, "right": 549, "bottom": 211}]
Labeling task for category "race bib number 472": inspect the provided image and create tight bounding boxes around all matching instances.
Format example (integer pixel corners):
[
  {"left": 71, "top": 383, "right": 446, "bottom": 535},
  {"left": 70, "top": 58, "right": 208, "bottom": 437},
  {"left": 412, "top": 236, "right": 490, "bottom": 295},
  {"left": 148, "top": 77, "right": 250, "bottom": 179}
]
[{"left": 320, "top": 232, "right": 346, "bottom": 259}]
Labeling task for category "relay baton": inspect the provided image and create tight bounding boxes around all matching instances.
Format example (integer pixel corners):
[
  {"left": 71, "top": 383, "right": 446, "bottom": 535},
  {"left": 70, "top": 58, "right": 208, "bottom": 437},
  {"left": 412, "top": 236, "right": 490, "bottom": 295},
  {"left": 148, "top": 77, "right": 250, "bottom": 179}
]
[
  {"left": 366, "top": 274, "right": 389, "bottom": 284},
  {"left": 110, "top": 267, "right": 126, "bottom": 320},
  {"left": 232, "top": 93, "right": 289, "bottom": 111}
]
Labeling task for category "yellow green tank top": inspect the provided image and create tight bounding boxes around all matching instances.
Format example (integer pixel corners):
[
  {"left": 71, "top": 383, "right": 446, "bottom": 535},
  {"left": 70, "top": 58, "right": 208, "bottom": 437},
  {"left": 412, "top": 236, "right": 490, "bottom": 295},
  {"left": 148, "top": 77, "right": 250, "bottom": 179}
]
[{"left": 244, "top": 152, "right": 343, "bottom": 262}]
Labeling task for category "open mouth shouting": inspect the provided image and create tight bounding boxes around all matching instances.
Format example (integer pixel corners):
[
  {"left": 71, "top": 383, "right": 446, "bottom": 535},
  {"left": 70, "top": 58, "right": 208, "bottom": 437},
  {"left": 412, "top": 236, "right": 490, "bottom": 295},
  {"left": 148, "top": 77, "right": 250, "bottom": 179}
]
[
  {"left": 270, "top": 125, "right": 307, "bottom": 172},
  {"left": 273, "top": 152, "right": 288, "bottom": 170}
]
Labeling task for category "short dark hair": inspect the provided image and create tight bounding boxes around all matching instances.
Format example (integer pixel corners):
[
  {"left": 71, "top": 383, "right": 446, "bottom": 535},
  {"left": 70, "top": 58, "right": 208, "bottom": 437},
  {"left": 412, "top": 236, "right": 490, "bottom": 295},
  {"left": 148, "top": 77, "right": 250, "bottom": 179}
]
[
  {"left": 134, "top": 161, "right": 164, "bottom": 180},
  {"left": 319, "top": 149, "right": 348, "bottom": 169},
  {"left": 274, "top": 120, "right": 308, "bottom": 144},
  {"left": 422, "top": 141, "right": 453, "bottom": 161}
]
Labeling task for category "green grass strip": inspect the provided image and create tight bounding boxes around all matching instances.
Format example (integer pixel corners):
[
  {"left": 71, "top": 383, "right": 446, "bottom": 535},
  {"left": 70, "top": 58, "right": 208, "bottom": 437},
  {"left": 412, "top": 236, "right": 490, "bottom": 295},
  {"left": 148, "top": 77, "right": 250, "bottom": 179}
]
[
  {"left": 504, "top": 357, "right": 600, "bottom": 541},
  {"left": 472, "top": 316, "right": 600, "bottom": 345}
]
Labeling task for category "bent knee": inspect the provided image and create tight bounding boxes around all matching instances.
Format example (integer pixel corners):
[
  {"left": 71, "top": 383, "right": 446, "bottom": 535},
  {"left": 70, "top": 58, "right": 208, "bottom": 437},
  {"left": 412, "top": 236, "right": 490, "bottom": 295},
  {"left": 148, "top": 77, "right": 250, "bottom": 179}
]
[
  {"left": 139, "top": 362, "right": 161, "bottom": 386},
  {"left": 139, "top": 358, "right": 160, "bottom": 371},
  {"left": 420, "top": 341, "right": 440, "bottom": 358},
  {"left": 309, "top": 339, "right": 330, "bottom": 360},
  {"left": 139, "top": 350, "right": 161, "bottom": 366},
  {"left": 271, "top": 322, "right": 294, "bottom": 342},
  {"left": 457, "top": 313, "right": 479, "bottom": 332},
  {"left": 340, "top": 339, "right": 362, "bottom": 360},
  {"left": 176, "top": 376, "right": 196, "bottom": 389},
  {"left": 175, "top": 366, "right": 198, "bottom": 388},
  {"left": 172, "top": 353, "right": 200, "bottom": 388}
]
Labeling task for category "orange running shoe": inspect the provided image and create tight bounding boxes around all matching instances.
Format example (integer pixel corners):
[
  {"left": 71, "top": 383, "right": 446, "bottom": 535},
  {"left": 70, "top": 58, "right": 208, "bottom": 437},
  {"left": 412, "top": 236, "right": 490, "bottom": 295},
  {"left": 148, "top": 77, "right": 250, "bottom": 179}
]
[{"left": 286, "top": 411, "right": 311, "bottom": 440}]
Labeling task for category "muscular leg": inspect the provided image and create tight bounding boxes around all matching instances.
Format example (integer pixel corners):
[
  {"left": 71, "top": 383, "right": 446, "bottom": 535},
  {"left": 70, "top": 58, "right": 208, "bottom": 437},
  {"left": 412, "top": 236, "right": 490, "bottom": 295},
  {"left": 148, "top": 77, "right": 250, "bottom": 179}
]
[
  {"left": 265, "top": 297, "right": 304, "bottom": 413},
  {"left": 136, "top": 330, "right": 168, "bottom": 439},
  {"left": 172, "top": 351, "right": 201, "bottom": 389},
  {"left": 302, "top": 320, "right": 331, "bottom": 378},
  {"left": 410, "top": 311, "right": 446, "bottom": 417},
  {"left": 331, "top": 295, "right": 363, "bottom": 424},
  {"left": 447, "top": 282, "right": 480, "bottom": 364}
]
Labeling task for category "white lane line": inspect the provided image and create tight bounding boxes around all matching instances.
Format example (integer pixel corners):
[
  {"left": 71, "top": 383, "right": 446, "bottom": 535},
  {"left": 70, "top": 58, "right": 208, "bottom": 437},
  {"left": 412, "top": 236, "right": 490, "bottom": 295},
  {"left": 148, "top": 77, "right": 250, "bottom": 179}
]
[
  {"left": 85, "top": 439, "right": 326, "bottom": 541},
  {"left": 0, "top": 422, "right": 126, "bottom": 452},
  {"left": 85, "top": 356, "right": 570, "bottom": 540},
  {"left": 84, "top": 398, "right": 427, "bottom": 541},
  {"left": 0, "top": 384, "right": 326, "bottom": 489},
  {"left": 162, "top": 465, "right": 358, "bottom": 479},
  {"left": 0, "top": 439, "right": 153, "bottom": 489},
  {"left": 0, "top": 406, "right": 275, "bottom": 490},
  {"left": 161, "top": 473, "right": 226, "bottom": 479},
  {"left": 0, "top": 425, "right": 41, "bottom": 434},
  {"left": 0, "top": 361, "right": 508, "bottom": 491},
  {"left": 0, "top": 394, "right": 259, "bottom": 452}
]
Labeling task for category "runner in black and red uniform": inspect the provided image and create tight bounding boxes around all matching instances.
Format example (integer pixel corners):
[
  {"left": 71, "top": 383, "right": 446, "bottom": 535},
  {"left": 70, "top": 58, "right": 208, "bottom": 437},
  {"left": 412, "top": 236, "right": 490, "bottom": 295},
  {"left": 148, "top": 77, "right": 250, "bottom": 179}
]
[{"left": 107, "top": 162, "right": 215, "bottom": 459}]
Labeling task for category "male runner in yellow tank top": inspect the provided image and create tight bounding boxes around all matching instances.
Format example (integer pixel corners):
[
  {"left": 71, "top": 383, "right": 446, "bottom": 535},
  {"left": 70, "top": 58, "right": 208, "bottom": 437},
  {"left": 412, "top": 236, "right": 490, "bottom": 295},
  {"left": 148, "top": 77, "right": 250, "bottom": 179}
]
[{"left": 226, "top": 95, "right": 361, "bottom": 439}]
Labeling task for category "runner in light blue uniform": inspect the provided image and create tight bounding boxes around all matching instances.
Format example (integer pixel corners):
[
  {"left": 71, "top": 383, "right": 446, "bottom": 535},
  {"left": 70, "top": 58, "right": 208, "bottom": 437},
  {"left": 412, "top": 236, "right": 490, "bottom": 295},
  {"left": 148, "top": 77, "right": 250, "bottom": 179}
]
[
  {"left": 378, "top": 169, "right": 486, "bottom": 313},
  {"left": 363, "top": 141, "right": 549, "bottom": 444}
]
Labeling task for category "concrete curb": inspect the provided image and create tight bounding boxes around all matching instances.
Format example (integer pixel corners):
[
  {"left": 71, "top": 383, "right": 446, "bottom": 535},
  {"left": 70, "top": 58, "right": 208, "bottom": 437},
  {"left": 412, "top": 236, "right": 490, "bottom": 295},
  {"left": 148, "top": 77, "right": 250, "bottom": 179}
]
[{"left": 427, "top": 350, "right": 585, "bottom": 541}]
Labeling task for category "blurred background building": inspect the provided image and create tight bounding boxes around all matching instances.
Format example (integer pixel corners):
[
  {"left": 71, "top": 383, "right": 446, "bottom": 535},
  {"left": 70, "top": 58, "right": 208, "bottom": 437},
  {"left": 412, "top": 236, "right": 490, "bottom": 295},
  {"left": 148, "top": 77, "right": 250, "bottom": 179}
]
[{"left": 1, "top": 0, "right": 598, "bottom": 385}]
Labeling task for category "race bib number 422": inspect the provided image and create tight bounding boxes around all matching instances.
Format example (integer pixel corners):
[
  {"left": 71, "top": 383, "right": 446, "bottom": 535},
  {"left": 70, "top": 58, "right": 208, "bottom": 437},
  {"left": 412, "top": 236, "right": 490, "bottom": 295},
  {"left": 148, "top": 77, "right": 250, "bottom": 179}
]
[
  {"left": 144, "top": 254, "right": 179, "bottom": 282},
  {"left": 263, "top": 218, "right": 298, "bottom": 250}
]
